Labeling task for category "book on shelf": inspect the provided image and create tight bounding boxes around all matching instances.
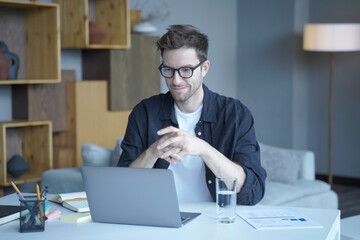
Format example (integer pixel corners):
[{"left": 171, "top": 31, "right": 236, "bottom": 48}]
[
  {"left": 50, "top": 192, "right": 89, "bottom": 213},
  {"left": 0, "top": 205, "right": 27, "bottom": 225}
]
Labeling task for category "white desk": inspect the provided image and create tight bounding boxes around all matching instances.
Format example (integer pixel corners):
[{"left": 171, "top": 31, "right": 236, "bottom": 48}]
[{"left": 0, "top": 193, "right": 340, "bottom": 240}]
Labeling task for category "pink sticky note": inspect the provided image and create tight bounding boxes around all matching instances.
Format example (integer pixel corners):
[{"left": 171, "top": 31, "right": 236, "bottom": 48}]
[{"left": 46, "top": 209, "right": 61, "bottom": 221}]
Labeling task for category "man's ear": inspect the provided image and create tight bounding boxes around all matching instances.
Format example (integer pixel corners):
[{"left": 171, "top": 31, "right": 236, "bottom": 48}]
[{"left": 201, "top": 60, "right": 210, "bottom": 77}]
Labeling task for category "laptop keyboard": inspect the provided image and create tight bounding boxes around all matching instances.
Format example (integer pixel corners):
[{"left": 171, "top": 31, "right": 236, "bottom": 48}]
[{"left": 181, "top": 216, "right": 190, "bottom": 223}]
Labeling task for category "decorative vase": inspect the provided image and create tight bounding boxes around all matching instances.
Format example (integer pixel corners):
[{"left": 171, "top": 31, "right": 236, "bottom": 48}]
[
  {"left": 0, "top": 49, "right": 10, "bottom": 80},
  {"left": 0, "top": 41, "right": 19, "bottom": 80},
  {"left": 7, "top": 155, "right": 30, "bottom": 178},
  {"left": 89, "top": 21, "right": 106, "bottom": 44}
]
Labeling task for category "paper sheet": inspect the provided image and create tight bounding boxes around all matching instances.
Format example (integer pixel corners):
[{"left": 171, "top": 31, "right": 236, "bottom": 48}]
[{"left": 236, "top": 207, "right": 323, "bottom": 230}]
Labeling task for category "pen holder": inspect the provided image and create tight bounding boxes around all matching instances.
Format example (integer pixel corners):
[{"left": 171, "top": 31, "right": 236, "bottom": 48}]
[{"left": 19, "top": 196, "right": 46, "bottom": 233}]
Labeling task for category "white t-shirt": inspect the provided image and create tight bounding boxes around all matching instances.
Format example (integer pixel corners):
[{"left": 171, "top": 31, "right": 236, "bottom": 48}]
[{"left": 168, "top": 103, "right": 213, "bottom": 202}]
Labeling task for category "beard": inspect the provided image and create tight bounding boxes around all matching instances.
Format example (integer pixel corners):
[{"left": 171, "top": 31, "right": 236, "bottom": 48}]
[{"left": 170, "top": 80, "right": 203, "bottom": 103}]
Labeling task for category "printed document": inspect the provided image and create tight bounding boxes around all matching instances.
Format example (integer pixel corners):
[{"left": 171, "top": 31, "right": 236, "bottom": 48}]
[{"left": 237, "top": 207, "right": 323, "bottom": 230}]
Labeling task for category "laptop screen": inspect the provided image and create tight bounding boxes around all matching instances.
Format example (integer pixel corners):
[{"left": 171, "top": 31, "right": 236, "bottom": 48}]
[{"left": 80, "top": 166, "right": 200, "bottom": 228}]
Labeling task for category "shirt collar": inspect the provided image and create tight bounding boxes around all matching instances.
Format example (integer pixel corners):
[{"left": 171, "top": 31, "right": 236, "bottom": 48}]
[{"left": 159, "top": 84, "right": 217, "bottom": 123}]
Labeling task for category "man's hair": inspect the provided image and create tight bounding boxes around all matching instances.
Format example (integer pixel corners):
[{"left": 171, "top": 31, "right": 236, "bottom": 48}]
[{"left": 156, "top": 25, "right": 208, "bottom": 62}]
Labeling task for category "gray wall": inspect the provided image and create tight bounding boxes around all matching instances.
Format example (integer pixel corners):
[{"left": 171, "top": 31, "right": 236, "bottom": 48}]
[
  {"left": 237, "top": 0, "right": 360, "bottom": 178},
  {"left": 134, "top": 0, "right": 238, "bottom": 97},
  {"left": 307, "top": 0, "right": 360, "bottom": 177},
  {"left": 237, "top": 0, "right": 295, "bottom": 148}
]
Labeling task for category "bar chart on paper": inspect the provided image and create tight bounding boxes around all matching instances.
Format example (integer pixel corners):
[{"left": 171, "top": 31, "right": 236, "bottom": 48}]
[{"left": 237, "top": 207, "right": 323, "bottom": 230}]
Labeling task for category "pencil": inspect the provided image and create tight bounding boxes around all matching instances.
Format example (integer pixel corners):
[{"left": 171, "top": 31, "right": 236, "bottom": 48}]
[
  {"left": 36, "top": 184, "right": 44, "bottom": 224},
  {"left": 11, "top": 182, "right": 42, "bottom": 225},
  {"left": 11, "top": 181, "right": 25, "bottom": 199}
]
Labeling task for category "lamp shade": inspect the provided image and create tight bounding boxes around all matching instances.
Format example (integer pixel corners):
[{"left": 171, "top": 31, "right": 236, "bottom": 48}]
[{"left": 303, "top": 23, "right": 360, "bottom": 52}]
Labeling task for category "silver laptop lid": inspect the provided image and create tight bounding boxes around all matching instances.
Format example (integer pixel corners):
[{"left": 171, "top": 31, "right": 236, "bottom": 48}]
[{"left": 80, "top": 166, "right": 183, "bottom": 228}]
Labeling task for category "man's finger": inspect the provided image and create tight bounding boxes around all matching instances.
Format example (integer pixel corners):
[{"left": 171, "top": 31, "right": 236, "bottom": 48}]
[
  {"left": 160, "top": 147, "right": 181, "bottom": 159},
  {"left": 157, "top": 126, "right": 179, "bottom": 136}
]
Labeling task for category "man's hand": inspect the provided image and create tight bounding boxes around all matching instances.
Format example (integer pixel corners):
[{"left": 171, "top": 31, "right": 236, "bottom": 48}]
[
  {"left": 130, "top": 125, "right": 247, "bottom": 193},
  {"left": 156, "top": 126, "right": 205, "bottom": 164}
]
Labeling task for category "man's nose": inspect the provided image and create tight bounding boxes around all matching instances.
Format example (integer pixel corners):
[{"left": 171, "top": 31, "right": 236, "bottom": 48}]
[{"left": 172, "top": 70, "right": 183, "bottom": 85}]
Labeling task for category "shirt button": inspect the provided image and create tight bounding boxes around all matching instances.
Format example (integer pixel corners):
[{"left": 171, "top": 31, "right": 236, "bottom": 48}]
[
  {"left": 208, "top": 180, "right": 212, "bottom": 184},
  {"left": 198, "top": 132, "right": 202, "bottom": 136}
]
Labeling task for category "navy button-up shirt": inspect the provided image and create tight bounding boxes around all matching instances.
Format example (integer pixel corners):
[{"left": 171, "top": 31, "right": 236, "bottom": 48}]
[{"left": 118, "top": 85, "right": 266, "bottom": 205}]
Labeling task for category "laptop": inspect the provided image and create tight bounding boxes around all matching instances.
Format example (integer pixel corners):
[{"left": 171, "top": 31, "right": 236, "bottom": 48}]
[{"left": 80, "top": 166, "right": 201, "bottom": 228}]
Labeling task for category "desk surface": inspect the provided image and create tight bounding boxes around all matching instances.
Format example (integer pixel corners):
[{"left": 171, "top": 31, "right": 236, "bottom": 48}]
[{"left": 0, "top": 193, "right": 340, "bottom": 240}]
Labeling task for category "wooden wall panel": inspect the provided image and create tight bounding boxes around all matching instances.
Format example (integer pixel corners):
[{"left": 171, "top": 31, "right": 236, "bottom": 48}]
[
  {"left": 52, "top": 72, "right": 76, "bottom": 168},
  {"left": 72, "top": 81, "right": 130, "bottom": 166},
  {"left": 53, "top": 81, "right": 130, "bottom": 167},
  {"left": 12, "top": 70, "right": 74, "bottom": 132},
  {"left": 82, "top": 50, "right": 110, "bottom": 81},
  {"left": 82, "top": 34, "right": 160, "bottom": 111},
  {"left": 53, "top": 147, "right": 75, "bottom": 169},
  {"left": 110, "top": 34, "right": 160, "bottom": 110}
]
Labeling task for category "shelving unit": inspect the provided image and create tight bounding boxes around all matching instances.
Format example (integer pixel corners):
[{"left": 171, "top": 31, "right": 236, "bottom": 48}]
[
  {"left": 55, "top": 0, "right": 130, "bottom": 49},
  {"left": 0, "top": 121, "right": 53, "bottom": 196},
  {"left": 0, "top": 0, "right": 60, "bottom": 85}
]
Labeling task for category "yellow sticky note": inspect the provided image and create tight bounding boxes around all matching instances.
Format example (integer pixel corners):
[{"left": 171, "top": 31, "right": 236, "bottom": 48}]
[{"left": 60, "top": 213, "right": 92, "bottom": 223}]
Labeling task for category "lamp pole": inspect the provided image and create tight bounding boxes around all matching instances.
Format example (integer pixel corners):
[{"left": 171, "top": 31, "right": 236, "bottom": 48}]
[{"left": 328, "top": 52, "right": 334, "bottom": 186}]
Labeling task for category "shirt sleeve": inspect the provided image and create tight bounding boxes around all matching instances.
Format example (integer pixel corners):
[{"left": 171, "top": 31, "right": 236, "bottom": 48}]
[
  {"left": 117, "top": 103, "right": 147, "bottom": 167},
  {"left": 232, "top": 106, "right": 266, "bottom": 205}
]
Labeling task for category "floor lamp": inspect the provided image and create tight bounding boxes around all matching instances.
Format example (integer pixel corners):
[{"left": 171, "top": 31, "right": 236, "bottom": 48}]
[{"left": 303, "top": 23, "right": 360, "bottom": 186}]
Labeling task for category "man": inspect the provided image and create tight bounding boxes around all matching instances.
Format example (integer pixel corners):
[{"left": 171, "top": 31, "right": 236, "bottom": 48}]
[{"left": 118, "top": 25, "right": 266, "bottom": 205}]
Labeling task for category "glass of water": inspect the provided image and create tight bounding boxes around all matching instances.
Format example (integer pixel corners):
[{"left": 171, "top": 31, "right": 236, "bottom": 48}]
[{"left": 216, "top": 177, "right": 237, "bottom": 223}]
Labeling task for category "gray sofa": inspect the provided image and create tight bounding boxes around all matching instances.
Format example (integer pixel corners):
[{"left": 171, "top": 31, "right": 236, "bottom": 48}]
[{"left": 42, "top": 140, "right": 338, "bottom": 209}]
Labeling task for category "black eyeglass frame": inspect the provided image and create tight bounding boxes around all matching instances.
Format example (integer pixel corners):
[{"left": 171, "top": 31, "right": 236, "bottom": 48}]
[{"left": 158, "top": 60, "right": 206, "bottom": 79}]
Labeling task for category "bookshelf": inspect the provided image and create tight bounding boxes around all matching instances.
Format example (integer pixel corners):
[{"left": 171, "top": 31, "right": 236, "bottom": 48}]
[
  {"left": 54, "top": 0, "right": 130, "bottom": 49},
  {"left": 0, "top": 121, "right": 53, "bottom": 196},
  {"left": 0, "top": 0, "right": 60, "bottom": 84}
]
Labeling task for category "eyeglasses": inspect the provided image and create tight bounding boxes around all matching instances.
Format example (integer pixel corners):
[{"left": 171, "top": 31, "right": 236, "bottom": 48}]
[{"left": 158, "top": 61, "right": 205, "bottom": 78}]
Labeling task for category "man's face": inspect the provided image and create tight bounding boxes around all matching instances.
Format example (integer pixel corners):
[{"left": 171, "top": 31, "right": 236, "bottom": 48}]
[{"left": 162, "top": 47, "right": 209, "bottom": 106}]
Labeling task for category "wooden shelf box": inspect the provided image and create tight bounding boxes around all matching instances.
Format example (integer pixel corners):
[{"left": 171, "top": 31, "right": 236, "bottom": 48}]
[
  {"left": 0, "top": 0, "right": 61, "bottom": 85},
  {"left": 0, "top": 121, "right": 53, "bottom": 189},
  {"left": 55, "top": 0, "right": 130, "bottom": 49}
]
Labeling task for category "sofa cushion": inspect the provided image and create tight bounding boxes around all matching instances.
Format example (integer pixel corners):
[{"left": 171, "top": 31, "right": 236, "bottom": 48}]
[
  {"left": 259, "top": 179, "right": 331, "bottom": 206},
  {"left": 81, "top": 143, "right": 113, "bottom": 166},
  {"left": 42, "top": 168, "right": 84, "bottom": 194},
  {"left": 259, "top": 143, "right": 301, "bottom": 184},
  {"left": 110, "top": 137, "right": 123, "bottom": 167}
]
